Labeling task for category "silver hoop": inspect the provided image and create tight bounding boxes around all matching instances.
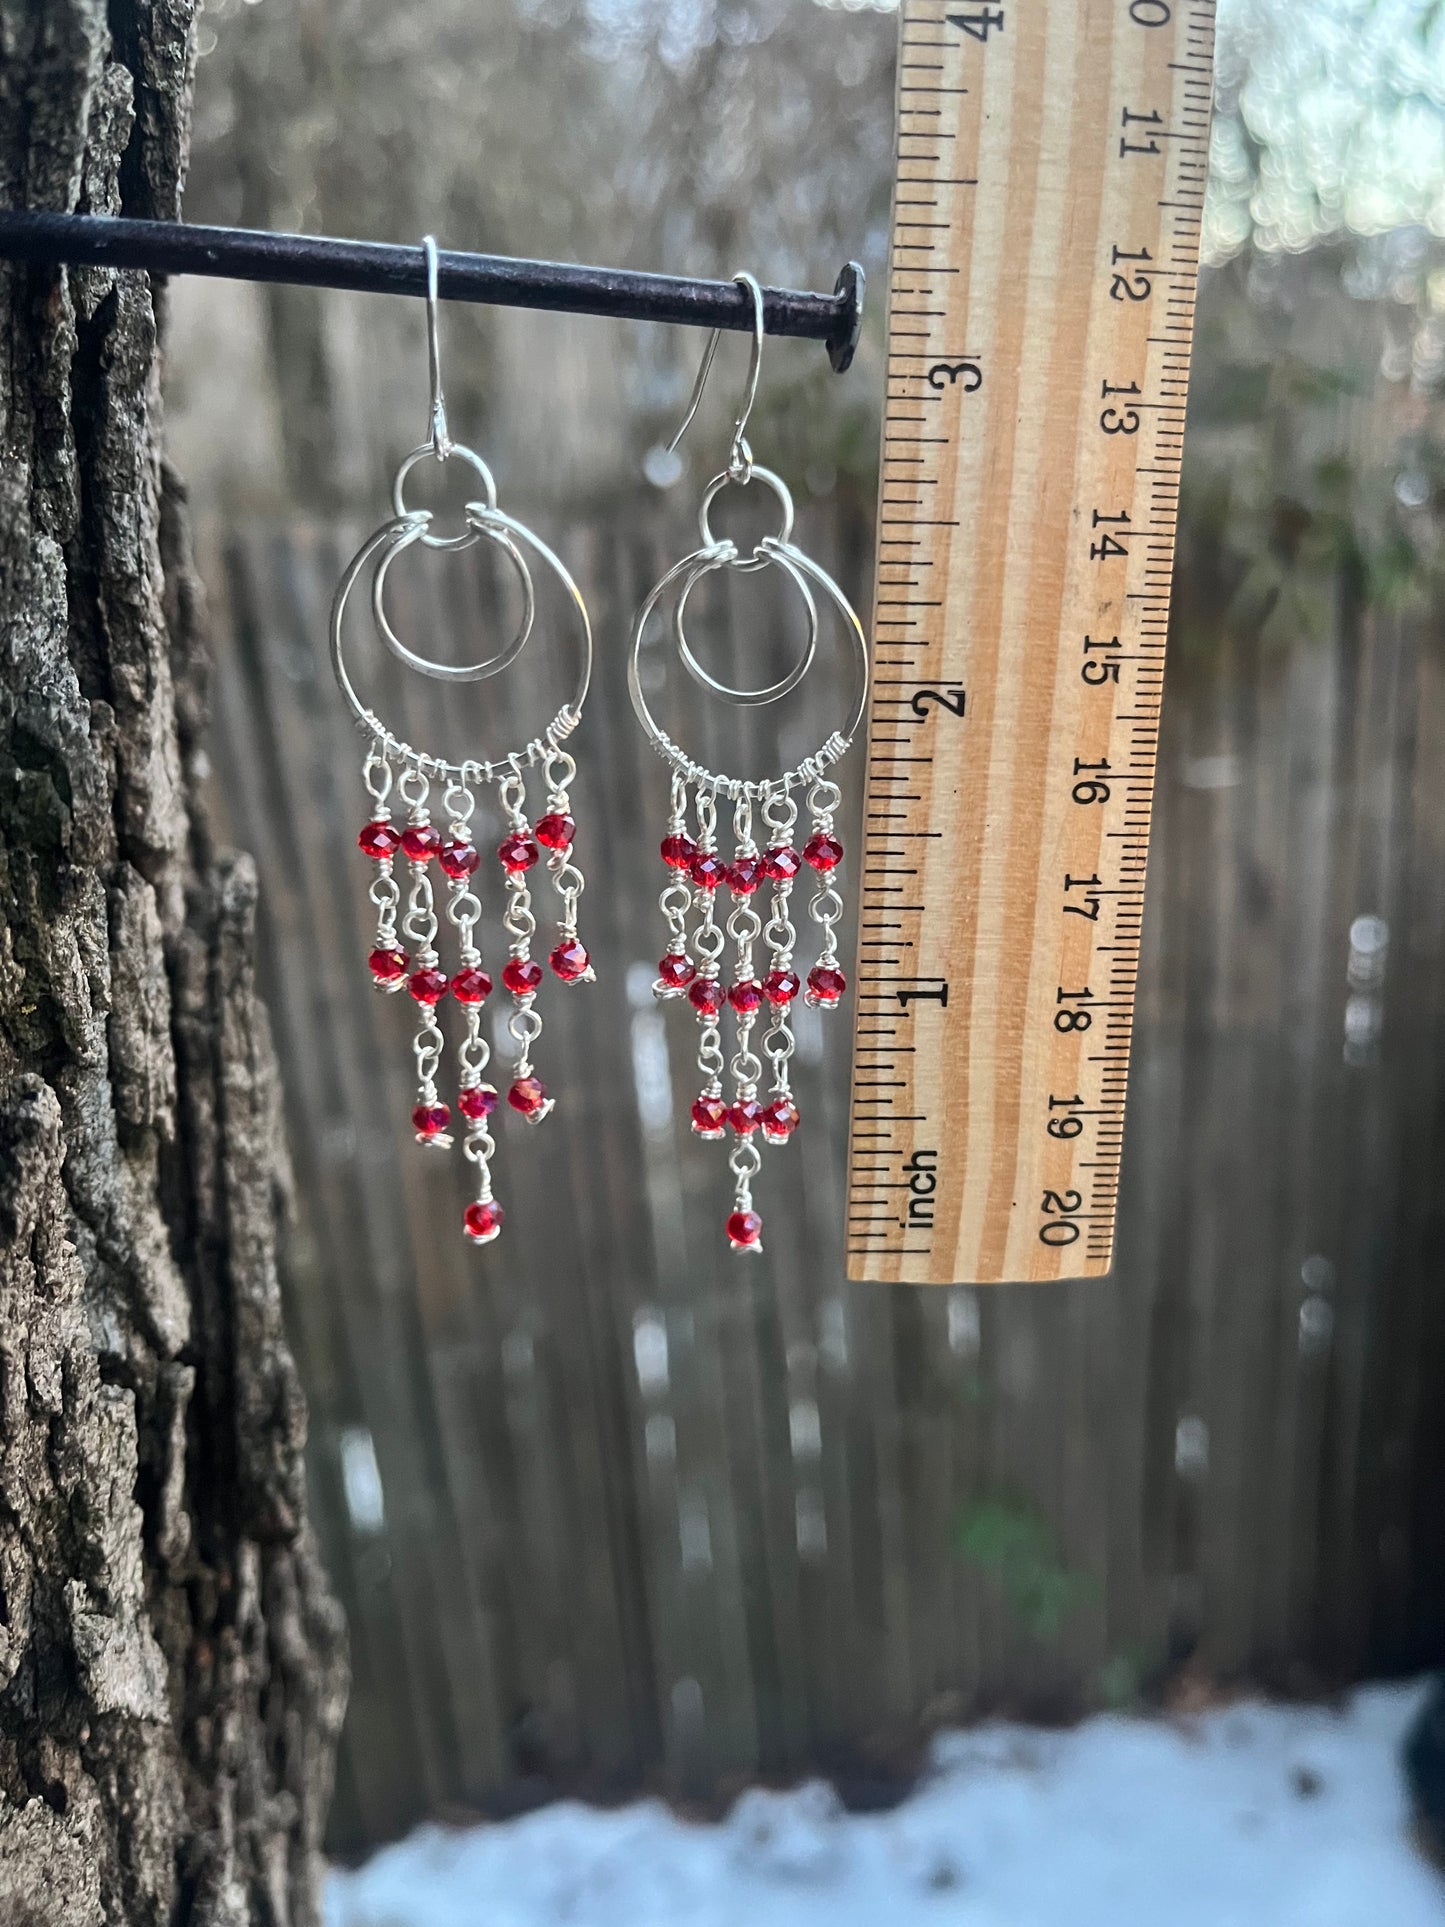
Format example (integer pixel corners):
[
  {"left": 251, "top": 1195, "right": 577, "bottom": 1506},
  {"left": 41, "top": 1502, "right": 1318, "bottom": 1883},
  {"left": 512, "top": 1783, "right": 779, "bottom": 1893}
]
[
  {"left": 331, "top": 503, "right": 592, "bottom": 781},
  {"left": 370, "top": 509, "right": 536, "bottom": 683},
  {"left": 628, "top": 533, "right": 867, "bottom": 793},
  {"left": 671, "top": 541, "right": 818, "bottom": 705},
  {"left": 391, "top": 441, "right": 500, "bottom": 550}
]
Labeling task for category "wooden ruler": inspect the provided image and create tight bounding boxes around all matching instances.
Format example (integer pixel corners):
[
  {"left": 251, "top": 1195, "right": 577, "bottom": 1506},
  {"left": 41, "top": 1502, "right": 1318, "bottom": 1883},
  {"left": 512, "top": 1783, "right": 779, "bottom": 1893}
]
[{"left": 846, "top": 0, "right": 1216, "bottom": 1284}]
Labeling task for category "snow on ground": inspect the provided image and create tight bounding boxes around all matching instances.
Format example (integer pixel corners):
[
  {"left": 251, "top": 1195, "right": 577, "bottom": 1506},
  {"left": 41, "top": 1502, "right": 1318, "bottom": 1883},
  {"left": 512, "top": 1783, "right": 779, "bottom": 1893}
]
[{"left": 326, "top": 1682, "right": 1444, "bottom": 1927}]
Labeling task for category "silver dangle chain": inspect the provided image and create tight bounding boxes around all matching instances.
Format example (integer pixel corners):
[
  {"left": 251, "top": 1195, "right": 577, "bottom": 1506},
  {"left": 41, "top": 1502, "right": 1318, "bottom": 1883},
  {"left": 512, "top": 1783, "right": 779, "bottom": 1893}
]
[
  {"left": 498, "top": 772, "right": 554, "bottom": 1122},
  {"left": 759, "top": 788, "right": 800, "bottom": 1143},
  {"left": 540, "top": 746, "right": 594, "bottom": 984},
  {"left": 361, "top": 751, "right": 407, "bottom": 992},
  {"left": 397, "top": 767, "right": 452, "bottom": 1147},
  {"left": 804, "top": 778, "right": 847, "bottom": 1011}
]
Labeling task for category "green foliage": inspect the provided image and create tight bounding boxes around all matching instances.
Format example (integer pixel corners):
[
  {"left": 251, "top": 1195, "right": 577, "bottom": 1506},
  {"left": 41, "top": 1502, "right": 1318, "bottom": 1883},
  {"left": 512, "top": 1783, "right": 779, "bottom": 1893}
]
[
  {"left": 1175, "top": 247, "right": 1445, "bottom": 662},
  {"left": 953, "top": 1498, "right": 1097, "bottom": 1644}
]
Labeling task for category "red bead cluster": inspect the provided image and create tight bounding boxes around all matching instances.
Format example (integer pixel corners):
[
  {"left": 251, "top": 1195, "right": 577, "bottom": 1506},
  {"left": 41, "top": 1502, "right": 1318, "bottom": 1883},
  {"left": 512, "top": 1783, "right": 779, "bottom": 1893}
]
[{"left": 359, "top": 797, "right": 592, "bottom": 1251}]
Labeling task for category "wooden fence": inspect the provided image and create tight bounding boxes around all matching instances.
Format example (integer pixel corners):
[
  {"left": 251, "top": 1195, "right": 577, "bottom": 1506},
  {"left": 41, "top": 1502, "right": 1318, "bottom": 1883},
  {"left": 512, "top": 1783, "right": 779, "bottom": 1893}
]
[{"left": 202, "top": 495, "right": 1445, "bottom": 1856}]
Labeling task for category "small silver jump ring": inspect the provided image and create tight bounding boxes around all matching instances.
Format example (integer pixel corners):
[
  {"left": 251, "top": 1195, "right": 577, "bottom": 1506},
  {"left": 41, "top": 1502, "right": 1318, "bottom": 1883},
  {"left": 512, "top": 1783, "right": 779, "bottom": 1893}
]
[
  {"left": 371, "top": 512, "right": 537, "bottom": 683},
  {"left": 391, "top": 440, "right": 500, "bottom": 550},
  {"left": 697, "top": 465, "right": 794, "bottom": 561},
  {"left": 670, "top": 543, "right": 818, "bottom": 706}
]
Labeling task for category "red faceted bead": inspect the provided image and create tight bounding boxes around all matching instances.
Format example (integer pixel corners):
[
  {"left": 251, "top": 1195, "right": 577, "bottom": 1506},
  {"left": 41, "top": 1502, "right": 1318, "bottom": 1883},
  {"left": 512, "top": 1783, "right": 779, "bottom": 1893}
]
[
  {"left": 661, "top": 832, "right": 698, "bottom": 869},
  {"left": 728, "top": 1097, "right": 763, "bottom": 1136},
  {"left": 401, "top": 822, "right": 442, "bottom": 863},
  {"left": 412, "top": 1102, "right": 450, "bottom": 1139},
  {"left": 463, "top": 1198, "right": 504, "bottom": 1245},
  {"left": 439, "top": 838, "right": 480, "bottom": 880},
  {"left": 689, "top": 851, "right": 725, "bottom": 891},
  {"left": 688, "top": 977, "right": 724, "bottom": 1017},
  {"left": 728, "top": 978, "right": 764, "bottom": 1015},
  {"left": 502, "top": 956, "right": 544, "bottom": 995},
  {"left": 458, "top": 1083, "right": 498, "bottom": 1120},
  {"left": 549, "top": 939, "right": 592, "bottom": 983},
  {"left": 536, "top": 811, "right": 575, "bottom": 851},
  {"left": 508, "top": 1075, "right": 549, "bottom": 1117},
  {"left": 408, "top": 966, "right": 449, "bottom": 1006},
  {"left": 452, "top": 965, "right": 493, "bottom": 1006},
  {"left": 807, "top": 964, "right": 847, "bottom": 1005},
  {"left": 761, "top": 1097, "right": 800, "bottom": 1142},
  {"left": 725, "top": 855, "right": 761, "bottom": 896},
  {"left": 763, "top": 967, "right": 801, "bottom": 1006},
  {"left": 656, "top": 952, "right": 696, "bottom": 990},
  {"left": 691, "top": 1094, "right": 729, "bottom": 1139},
  {"left": 359, "top": 819, "right": 402, "bottom": 860},
  {"left": 761, "top": 844, "right": 802, "bottom": 882},
  {"left": 727, "top": 1209, "right": 763, "bottom": 1251},
  {"left": 805, "top": 840, "right": 847, "bottom": 878},
  {"left": 803, "top": 831, "right": 844, "bottom": 871},
  {"left": 497, "top": 831, "right": 540, "bottom": 872},
  {"left": 367, "top": 945, "right": 409, "bottom": 986}
]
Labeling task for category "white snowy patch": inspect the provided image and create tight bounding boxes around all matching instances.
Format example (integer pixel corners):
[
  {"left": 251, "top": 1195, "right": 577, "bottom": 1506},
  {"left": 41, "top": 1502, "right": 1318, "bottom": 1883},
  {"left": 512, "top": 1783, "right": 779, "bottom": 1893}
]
[{"left": 326, "top": 1682, "right": 1445, "bottom": 1927}]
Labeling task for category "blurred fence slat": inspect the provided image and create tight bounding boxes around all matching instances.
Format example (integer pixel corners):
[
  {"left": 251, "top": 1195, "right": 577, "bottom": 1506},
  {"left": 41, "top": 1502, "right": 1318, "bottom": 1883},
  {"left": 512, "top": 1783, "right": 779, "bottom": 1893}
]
[{"left": 202, "top": 489, "right": 1445, "bottom": 1857}]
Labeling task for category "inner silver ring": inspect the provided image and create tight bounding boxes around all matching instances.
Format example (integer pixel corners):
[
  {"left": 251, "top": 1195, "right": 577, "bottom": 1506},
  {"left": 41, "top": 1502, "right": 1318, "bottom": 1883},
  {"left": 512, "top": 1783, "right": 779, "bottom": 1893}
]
[
  {"left": 371, "top": 511, "right": 537, "bottom": 684},
  {"left": 628, "top": 535, "right": 868, "bottom": 787},
  {"left": 392, "top": 441, "right": 499, "bottom": 550},
  {"left": 671, "top": 543, "right": 818, "bottom": 706}
]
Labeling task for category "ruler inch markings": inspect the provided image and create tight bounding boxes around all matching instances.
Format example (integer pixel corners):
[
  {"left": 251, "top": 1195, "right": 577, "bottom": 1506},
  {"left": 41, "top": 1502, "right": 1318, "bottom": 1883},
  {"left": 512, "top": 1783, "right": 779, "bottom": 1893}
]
[{"left": 846, "top": 0, "right": 1216, "bottom": 1285}]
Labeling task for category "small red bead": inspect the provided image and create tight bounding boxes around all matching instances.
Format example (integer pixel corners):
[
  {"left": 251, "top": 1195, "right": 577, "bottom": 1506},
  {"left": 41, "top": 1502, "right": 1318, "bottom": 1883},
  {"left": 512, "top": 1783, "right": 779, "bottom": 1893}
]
[
  {"left": 439, "top": 839, "right": 480, "bottom": 880},
  {"left": 689, "top": 851, "right": 725, "bottom": 891},
  {"left": 725, "top": 855, "right": 761, "bottom": 896},
  {"left": 661, "top": 832, "right": 698, "bottom": 869},
  {"left": 535, "top": 811, "right": 575, "bottom": 851},
  {"left": 367, "top": 945, "right": 409, "bottom": 985},
  {"left": 508, "top": 1075, "right": 549, "bottom": 1117},
  {"left": 452, "top": 965, "right": 493, "bottom": 1005},
  {"left": 807, "top": 964, "right": 847, "bottom": 1005},
  {"left": 502, "top": 956, "right": 544, "bottom": 995},
  {"left": 401, "top": 822, "right": 442, "bottom": 863},
  {"left": 408, "top": 966, "right": 449, "bottom": 1006},
  {"left": 657, "top": 953, "right": 696, "bottom": 990},
  {"left": 463, "top": 1198, "right": 504, "bottom": 1244},
  {"left": 727, "top": 1209, "right": 763, "bottom": 1251},
  {"left": 688, "top": 977, "right": 724, "bottom": 1017},
  {"left": 497, "top": 831, "right": 540, "bottom": 872},
  {"left": 803, "top": 832, "right": 844, "bottom": 872},
  {"left": 691, "top": 1094, "right": 729, "bottom": 1139},
  {"left": 359, "top": 819, "right": 402, "bottom": 860},
  {"left": 458, "top": 1084, "right": 498, "bottom": 1120},
  {"left": 728, "top": 978, "right": 764, "bottom": 1015},
  {"left": 550, "top": 939, "right": 591, "bottom": 983},
  {"left": 412, "top": 1102, "right": 450, "bottom": 1139},
  {"left": 728, "top": 1097, "right": 763, "bottom": 1136},
  {"left": 763, "top": 968, "right": 801, "bottom": 1006},
  {"left": 761, "top": 844, "right": 802, "bottom": 882},
  {"left": 761, "top": 1097, "right": 800, "bottom": 1142}
]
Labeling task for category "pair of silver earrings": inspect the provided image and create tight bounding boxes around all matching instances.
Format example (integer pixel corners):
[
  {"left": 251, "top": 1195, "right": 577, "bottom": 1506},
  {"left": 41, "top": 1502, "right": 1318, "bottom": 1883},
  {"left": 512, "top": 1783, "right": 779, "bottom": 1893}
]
[{"left": 335, "top": 241, "right": 868, "bottom": 1253}]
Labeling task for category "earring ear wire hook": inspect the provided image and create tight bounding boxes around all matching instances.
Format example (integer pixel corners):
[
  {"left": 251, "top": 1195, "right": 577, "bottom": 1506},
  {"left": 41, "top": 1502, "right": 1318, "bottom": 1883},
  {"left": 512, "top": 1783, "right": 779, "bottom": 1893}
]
[
  {"left": 423, "top": 235, "right": 453, "bottom": 460},
  {"left": 667, "top": 271, "right": 764, "bottom": 483}
]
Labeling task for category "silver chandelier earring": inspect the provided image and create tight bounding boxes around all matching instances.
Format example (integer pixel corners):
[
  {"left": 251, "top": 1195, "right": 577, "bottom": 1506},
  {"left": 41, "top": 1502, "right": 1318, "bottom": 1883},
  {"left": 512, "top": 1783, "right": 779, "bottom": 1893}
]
[
  {"left": 629, "top": 273, "right": 868, "bottom": 1255},
  {"left": 336, "top": 237, "right": 594, "bottom": 1248}
]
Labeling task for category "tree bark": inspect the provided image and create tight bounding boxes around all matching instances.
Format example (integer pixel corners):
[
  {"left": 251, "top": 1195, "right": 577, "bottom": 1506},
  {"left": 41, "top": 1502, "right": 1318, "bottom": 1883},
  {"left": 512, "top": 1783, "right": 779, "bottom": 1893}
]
[{"left": 0, "top": 5, "right": 347, "bottom": 1923}]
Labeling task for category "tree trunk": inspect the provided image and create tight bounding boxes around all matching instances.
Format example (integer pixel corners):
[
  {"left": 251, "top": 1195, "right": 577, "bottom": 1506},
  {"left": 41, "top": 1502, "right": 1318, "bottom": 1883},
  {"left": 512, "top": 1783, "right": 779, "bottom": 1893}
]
[{"left": 0, "top": 5, "right": 347, "bottom": 1923}]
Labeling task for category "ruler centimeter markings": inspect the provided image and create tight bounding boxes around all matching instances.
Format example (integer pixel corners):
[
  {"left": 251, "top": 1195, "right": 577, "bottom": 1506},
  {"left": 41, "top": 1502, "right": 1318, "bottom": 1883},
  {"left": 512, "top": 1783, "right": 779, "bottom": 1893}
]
[{"left": 846, "top": 0, "right": 1217, "bottom": 1285}]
